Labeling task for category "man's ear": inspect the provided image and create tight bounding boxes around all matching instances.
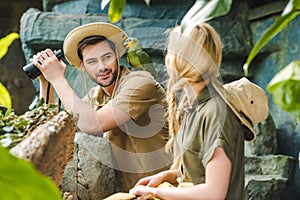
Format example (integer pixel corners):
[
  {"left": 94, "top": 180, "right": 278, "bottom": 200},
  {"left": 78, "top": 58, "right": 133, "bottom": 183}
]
[{"left": 80, "top": 61, "right": 85, "bottom": 71}]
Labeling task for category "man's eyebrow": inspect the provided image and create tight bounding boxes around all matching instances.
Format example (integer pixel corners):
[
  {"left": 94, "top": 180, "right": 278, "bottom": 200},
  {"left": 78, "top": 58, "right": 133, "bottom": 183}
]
[
  {"left": 101, "top": 52, "right": 113, "bottom": 58},
  {"left": 85, "top": 57, "right": 97, "bottom": 62},
  {"left": 85, "top": 52, "right": 114, "bottom": 62}
]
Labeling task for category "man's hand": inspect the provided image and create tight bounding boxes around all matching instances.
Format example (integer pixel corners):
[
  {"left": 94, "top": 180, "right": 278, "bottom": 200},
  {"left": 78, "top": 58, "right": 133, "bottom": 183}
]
[{"left": 31, "top": 48, "right": 66, "bottom": 83}]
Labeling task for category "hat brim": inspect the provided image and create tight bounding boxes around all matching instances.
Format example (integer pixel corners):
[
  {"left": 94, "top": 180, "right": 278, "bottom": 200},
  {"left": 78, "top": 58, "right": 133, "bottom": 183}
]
[
  {"left": 63, "top": 22, "right": 128, "bottom": 68},
  {"left": 210, "top": 77, "right": 256, "bottom": 141}
]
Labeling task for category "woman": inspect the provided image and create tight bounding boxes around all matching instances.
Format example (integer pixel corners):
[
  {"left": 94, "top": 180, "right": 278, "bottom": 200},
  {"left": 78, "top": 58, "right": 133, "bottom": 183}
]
[{"left": 129, "top": 23, "right": 246, "bottom": 199}]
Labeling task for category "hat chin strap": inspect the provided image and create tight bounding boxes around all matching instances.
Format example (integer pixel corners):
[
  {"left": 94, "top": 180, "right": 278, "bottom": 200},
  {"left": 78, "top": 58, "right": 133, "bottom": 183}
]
[{"left": 111, "top": 49, "right": 121, "bottom": 98}]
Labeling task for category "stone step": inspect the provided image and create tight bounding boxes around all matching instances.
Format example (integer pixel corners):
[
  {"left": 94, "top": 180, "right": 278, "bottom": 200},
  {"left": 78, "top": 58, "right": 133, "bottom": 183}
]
[
  {"left": 245, "top": 175, "right": 289, "bottom": 200},
  {"left": 245, "top": 155, "right": 296, "bottom": 179}
]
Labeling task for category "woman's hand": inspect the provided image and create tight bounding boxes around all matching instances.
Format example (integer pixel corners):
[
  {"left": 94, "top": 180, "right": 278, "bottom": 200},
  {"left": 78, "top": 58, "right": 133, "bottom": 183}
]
[
  {"left": 134, "top": 170, "right": 178, "bottom": 187},
  {"left": 134, "top": 173, "right": 163, "bottom": 188},
  {"left": 129, "top": 185, "right": 158, "bottom": 199},
  {"left": 37, "top": 73, "right": 48, "bottom": 84},
  {"left": 131, "top": 170, "right": 177, "bottom": 199}
]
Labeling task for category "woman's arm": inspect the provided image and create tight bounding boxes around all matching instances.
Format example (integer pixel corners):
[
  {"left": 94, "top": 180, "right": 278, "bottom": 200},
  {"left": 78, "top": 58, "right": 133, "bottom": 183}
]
[
  {"left": 130, "top": 147, "right": 231, "bottom": 200},
  {"left": 39, "top": 76, "right": 56, "bottom": 104}
]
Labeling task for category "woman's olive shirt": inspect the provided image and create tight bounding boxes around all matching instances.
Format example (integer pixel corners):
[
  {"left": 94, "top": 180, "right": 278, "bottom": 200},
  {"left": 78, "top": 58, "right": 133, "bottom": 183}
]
[{"left": 176, "top": 84, "right": 245, "bottom": 199}]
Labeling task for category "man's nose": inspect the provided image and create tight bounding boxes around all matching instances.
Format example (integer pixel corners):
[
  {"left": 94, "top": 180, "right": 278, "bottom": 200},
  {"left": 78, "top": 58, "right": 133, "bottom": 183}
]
[{"left": 96, "top": 60, "right": 106, "bottom": 70}]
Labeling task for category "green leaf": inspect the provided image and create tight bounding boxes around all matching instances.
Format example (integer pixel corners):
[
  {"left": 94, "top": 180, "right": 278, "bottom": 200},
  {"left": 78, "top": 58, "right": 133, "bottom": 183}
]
[
  {"left": 101, "top": 0, "right": 110, "bottom": 10},
  {"left": 144, "top": 0, "right": 151, "bottom": 6},
  {"left": 243, "top": 0, "right": 300, "bottom": 76},
  {"left": 282, "top": 0, "right": 300, "bottom": 15},
  {"left": 108, "top": 0, "right": 126, "bottom": 23},
  {"left": 295, "top": 0, "right": 300, "bottom": 9},
  {"left": 0, "top": 82, "right": 12, "bottom": 109},
  {"left": 267, "top": 60, "right": 300, "bottom": 118},
  {"left": 36, "top": 97, "right": 45, "bottom": 108},
  {"left": 3, "top": 126, "right": 14, "bottom": 133},
  {"left": 4, "top": 108, "right": 11, "bottom": 117},
  {"left": 0, "top": 32, "right": 19, "bottom": 59},
  {"left": 0, "top": 105, "right": 8, "bottom": 114},
  {"left": 181, "top": 0, "right": 232, "bottom": 33},
  {"left": 0, "top": 146, "right": 63, "bottom": 199}
]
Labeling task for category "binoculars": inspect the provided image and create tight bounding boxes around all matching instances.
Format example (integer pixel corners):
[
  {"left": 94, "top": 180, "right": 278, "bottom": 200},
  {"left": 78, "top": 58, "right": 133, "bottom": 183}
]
[{"left": 23, "top": 49, "right": 63, "bottom": 80}]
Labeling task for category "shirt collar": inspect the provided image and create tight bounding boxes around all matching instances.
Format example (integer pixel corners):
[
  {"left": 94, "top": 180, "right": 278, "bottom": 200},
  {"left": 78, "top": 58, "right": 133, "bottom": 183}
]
[{"left": 182, "top": 83, "right": 218, "bottom": 112}]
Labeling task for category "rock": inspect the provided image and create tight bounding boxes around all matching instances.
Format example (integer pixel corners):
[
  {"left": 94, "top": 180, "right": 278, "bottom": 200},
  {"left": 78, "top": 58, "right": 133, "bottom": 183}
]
[
  {"left": 245, "top": 114, "right": 277, "bottom": 156},
  {"left": 61, "top": 132, "right": 117, "bottom": 200},
  {"left": 245, "top": 175, "right": 288, "bottom": 200},
  {"left": 245, "top": 155, "right": 296, "bottom": 200},
  {"left": 245, "top": 155, "right": 296, "bottom": 179}
]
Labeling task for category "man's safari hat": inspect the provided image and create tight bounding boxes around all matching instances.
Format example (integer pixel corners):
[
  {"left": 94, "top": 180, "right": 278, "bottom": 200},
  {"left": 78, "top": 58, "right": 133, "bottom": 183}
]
[
  {"left": 210, "top": 77, "right": 269, "bottom": 141},
  {"left": 63, "top": 22, "right": 128, "bottom": 68}
]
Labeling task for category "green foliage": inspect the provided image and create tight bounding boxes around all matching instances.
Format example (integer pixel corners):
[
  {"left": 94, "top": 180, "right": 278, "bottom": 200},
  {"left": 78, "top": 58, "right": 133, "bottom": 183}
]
[
  {"left": 267, "top": 61, "right": 300, "bottom": 121},
  {"left": 0, "top": 82, "right": 12, "bottom": 109},
  {"left": 0, "top": 145, "right": 63, "bottom": 200},
  {"left": 101, "top": 0, "right": 151, "bottom": 23},
  {"left": 0, "top": 32, "right": 19, "bottom": 59},
  {"left": 243, "top": 0, "right": 300, "bottom": 76},
  {"left": 0, "top": 32, "right": 17, "bottom": 110},
  {"left": 0, "top": 98, "right": 58, "bottom": 149},
  {"left": 0, "top": 22, "right": 61, "bottom": 200},
  {"left": 180, "top": 0, "right": 232, "bottom": 33},
  {"left": 108, "top": 0, "right": 126, "bottom": 23},
  {"left": 144, "top": 0, "right": 151, "bottom": 6},
  {"left": 176, "top": 0, "right": 300, "bottom": 119}
]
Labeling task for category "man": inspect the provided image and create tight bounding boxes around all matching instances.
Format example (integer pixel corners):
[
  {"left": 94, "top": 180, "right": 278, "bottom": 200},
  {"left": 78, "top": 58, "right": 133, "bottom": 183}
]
[{"left": 32, "top": 22, "right": 171, "bottom": 191}]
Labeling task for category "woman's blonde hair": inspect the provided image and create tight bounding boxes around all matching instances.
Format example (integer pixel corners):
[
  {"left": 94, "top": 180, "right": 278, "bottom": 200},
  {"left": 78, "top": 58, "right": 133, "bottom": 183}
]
[{"left": 165, "top": 23, "right": 222, "bottom": 170}]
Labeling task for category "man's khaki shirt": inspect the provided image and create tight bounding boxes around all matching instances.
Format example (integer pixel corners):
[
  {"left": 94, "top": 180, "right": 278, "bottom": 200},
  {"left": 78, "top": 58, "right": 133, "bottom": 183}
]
[{"left": 85, "top": 67, "right": 171, "bottom": 191}]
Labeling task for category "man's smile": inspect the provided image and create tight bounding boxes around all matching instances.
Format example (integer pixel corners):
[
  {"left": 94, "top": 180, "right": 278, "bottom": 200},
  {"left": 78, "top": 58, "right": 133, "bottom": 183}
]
[{"left": 97, "top": 69, "right": 112, "bottom": 79}]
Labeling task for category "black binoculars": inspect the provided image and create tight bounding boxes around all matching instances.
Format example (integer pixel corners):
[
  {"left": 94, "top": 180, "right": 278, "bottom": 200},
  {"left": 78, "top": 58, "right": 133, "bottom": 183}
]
[{"left": 23, "top": 49, "right": 63, "bottom": 80}]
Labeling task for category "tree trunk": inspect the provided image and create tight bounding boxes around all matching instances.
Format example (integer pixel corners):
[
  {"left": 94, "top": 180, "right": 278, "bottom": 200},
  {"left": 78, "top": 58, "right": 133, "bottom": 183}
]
[{"left": 10, "top": 111, "right": 77, "bottom": 186}]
